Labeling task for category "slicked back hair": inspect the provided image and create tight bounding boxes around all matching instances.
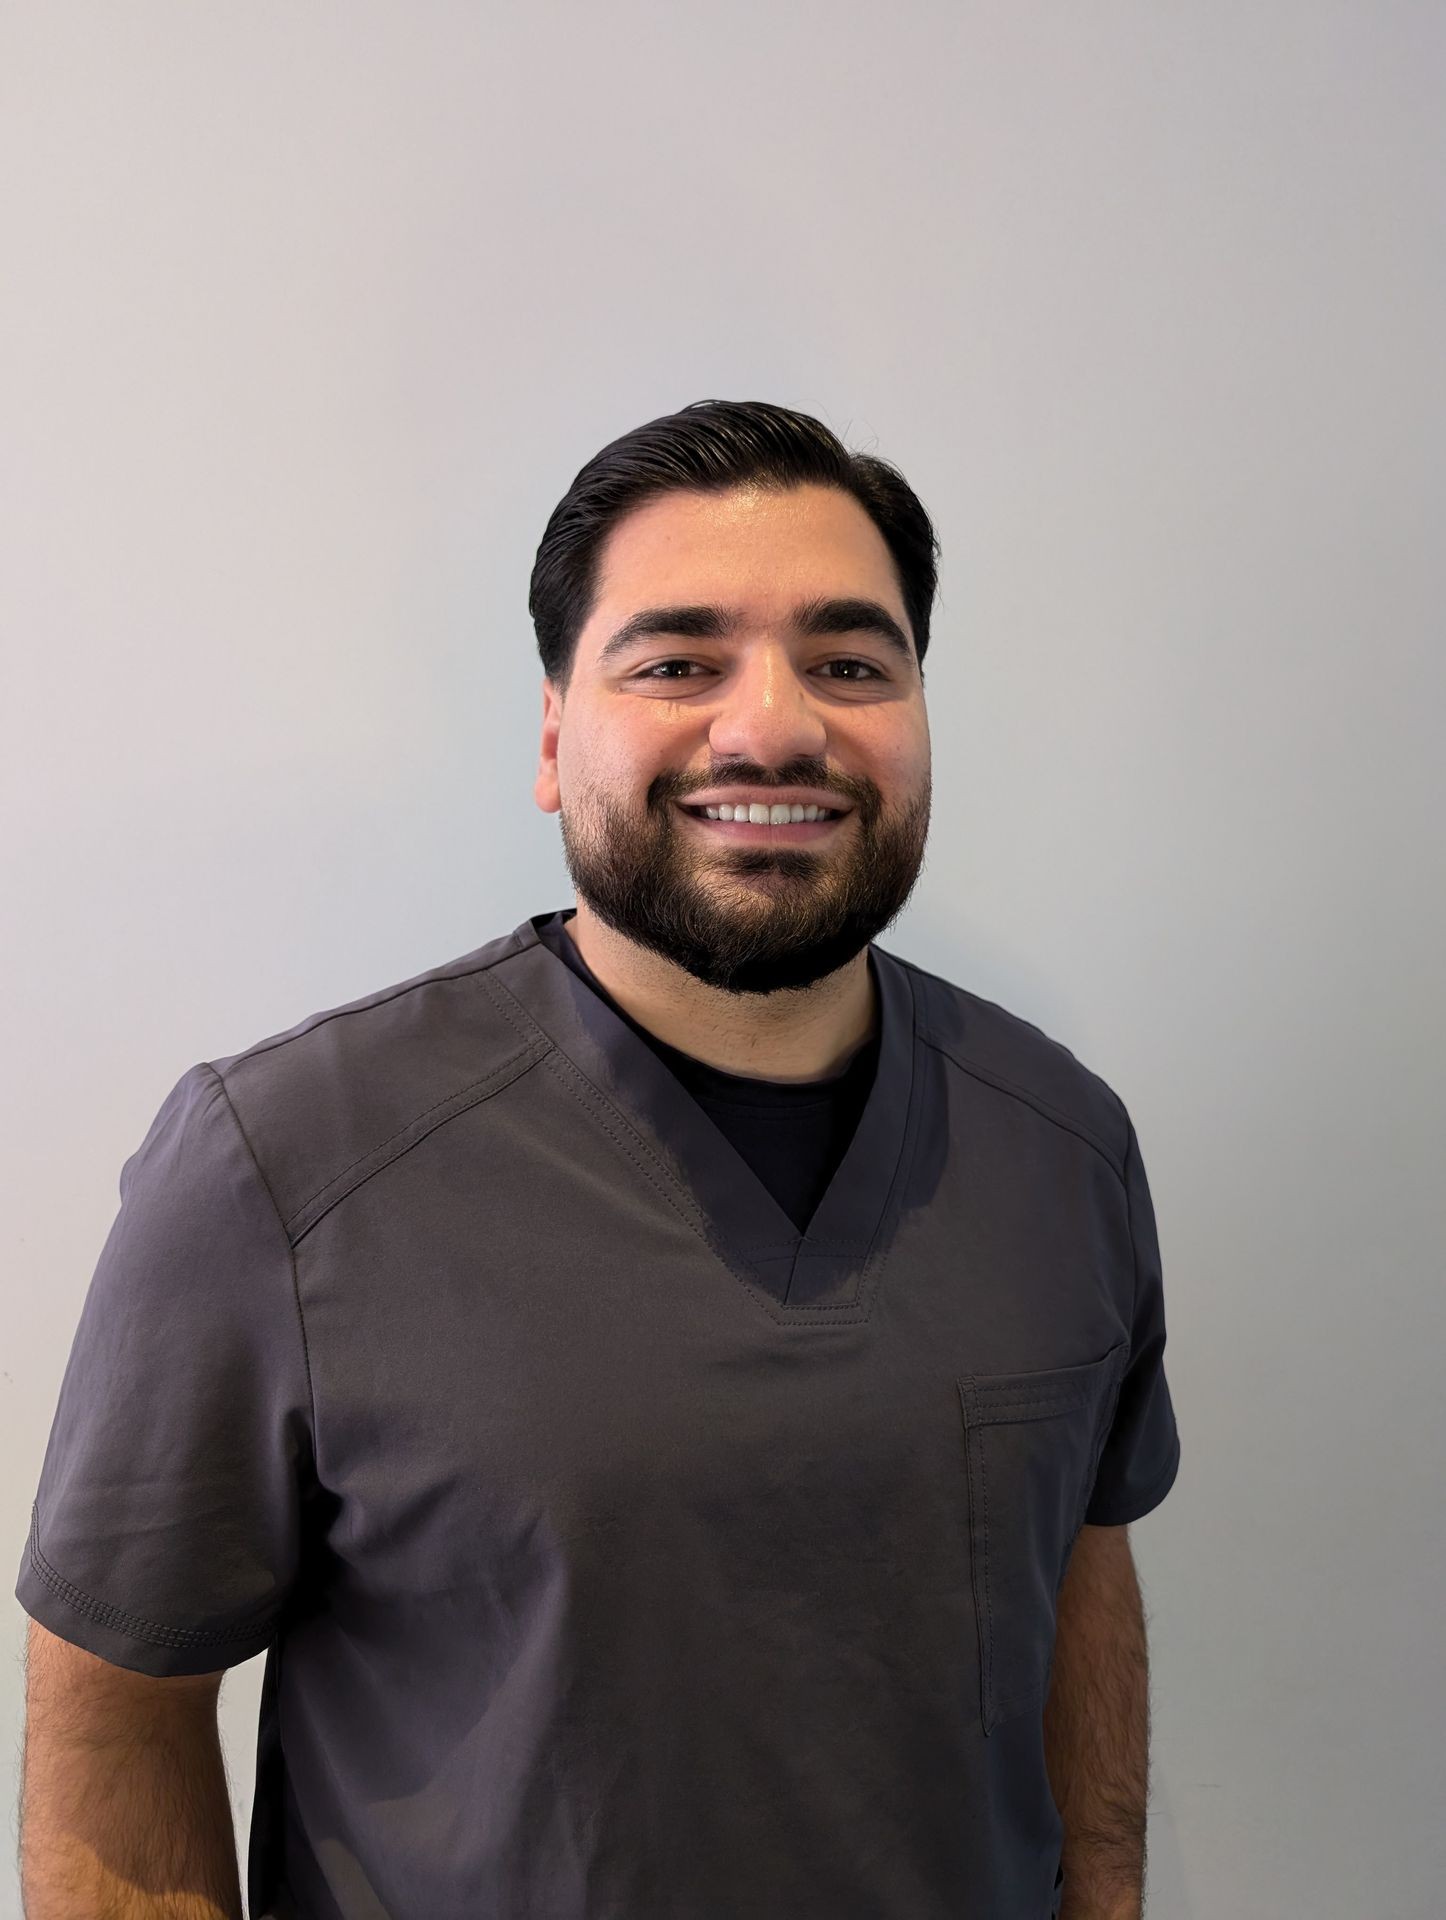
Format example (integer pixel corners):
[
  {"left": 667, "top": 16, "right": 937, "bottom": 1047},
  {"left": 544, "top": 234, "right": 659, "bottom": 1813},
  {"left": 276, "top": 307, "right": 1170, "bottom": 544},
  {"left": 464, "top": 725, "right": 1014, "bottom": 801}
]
[{"left": 528, "top": 399, "right": 940, "bottom": 696}]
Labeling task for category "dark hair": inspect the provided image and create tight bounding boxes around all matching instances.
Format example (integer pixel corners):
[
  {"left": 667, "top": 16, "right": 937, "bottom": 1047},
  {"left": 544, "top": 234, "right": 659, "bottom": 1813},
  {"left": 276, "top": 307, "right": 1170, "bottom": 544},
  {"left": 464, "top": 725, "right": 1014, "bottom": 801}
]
[{"left": 529, "top": 399, "right": 940, "bottom": 695}]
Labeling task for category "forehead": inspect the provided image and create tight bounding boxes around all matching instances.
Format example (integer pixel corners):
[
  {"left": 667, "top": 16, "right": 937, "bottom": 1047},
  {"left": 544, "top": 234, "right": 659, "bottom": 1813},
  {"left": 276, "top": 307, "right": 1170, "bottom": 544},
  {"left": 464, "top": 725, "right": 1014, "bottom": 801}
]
[{"left": 588, "top": 484, "right": 908, "bottom": 628}]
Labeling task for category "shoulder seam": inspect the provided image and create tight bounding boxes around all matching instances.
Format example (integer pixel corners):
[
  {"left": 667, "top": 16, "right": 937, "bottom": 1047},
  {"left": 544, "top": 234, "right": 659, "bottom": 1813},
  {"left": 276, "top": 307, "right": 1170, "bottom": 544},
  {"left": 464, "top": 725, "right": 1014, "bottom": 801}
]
[
  {"left": 918, "top": 1027, "right": 1126, "bottom": 1185},
  {"left": 199, "top": 1062, "right": 319, "bottom": 1467},
  {"left": 285, "top": 1049, "right": 553, "bottom": 1246},
  {"left": 199, "top": 962, "right": 550, "bottom": 1248},
  {"left": 217, "top": 944, "right": 521, "bottom": 1073}
]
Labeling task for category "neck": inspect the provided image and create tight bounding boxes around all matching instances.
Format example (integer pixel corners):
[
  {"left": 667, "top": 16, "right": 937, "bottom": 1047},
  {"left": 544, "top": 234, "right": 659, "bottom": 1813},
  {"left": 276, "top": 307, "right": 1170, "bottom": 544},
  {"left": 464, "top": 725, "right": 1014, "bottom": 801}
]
[{"left": 563, "top": 902, "right": 876, "bottom": 1083}]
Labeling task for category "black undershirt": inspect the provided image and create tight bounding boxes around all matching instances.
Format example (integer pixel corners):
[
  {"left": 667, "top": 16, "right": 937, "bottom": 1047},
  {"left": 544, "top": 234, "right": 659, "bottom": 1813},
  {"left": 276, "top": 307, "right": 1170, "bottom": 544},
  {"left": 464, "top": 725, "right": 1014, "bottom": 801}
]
[{"left": 536, "top": 910, "right": 880, "bottom": 1238}]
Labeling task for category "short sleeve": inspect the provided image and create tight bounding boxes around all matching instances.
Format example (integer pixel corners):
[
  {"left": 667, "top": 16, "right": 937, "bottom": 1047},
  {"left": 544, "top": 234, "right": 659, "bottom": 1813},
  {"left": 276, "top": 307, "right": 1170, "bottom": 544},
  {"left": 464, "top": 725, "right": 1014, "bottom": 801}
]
[
  {"left": 15, "top": 1062, "right": 316, "bottom": 1676},
  {"left": 1083, "top": 1113, "right": 1182, "bottom": 1525}
]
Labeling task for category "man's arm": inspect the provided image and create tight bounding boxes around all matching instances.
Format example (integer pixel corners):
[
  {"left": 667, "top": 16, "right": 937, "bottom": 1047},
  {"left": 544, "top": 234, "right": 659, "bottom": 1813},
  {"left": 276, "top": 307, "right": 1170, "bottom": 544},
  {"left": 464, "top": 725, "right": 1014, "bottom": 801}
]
[
  {"left": 1042, "top": 1523, "right": 1151, "bottom": 1920},
  {"left": 19, "top": 1618, "right": 243, "bottom": 1920}
]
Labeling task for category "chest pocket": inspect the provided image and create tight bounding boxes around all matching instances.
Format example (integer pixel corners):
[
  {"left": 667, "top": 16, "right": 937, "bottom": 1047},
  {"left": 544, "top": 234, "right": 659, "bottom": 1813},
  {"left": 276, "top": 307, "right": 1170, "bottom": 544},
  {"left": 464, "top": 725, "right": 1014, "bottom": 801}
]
[{"left": 956, "top": 1341, "right": 1128, "bottom": 1735}]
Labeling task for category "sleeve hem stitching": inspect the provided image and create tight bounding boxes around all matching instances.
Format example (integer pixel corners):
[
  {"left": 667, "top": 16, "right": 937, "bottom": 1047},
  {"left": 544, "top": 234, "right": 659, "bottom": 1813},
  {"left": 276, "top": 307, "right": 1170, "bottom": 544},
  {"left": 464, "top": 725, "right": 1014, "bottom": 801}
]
[{"left": 25, "top": 1505, "right": 278, "bottom": 1651}]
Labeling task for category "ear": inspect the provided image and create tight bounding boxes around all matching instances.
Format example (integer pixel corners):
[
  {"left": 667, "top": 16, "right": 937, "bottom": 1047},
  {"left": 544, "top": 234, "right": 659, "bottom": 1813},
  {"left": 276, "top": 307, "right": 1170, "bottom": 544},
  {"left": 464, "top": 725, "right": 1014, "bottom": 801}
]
[{"left": 534, "top": 677, "right": 564, "bottom": 815}]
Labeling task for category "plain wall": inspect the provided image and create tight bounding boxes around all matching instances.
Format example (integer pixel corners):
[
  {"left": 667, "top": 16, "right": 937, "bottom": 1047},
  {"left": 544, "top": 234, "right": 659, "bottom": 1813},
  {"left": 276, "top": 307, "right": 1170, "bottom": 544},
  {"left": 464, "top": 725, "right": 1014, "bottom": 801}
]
[{"left": 3, "top": 5, "right": 1443, "bottom": 1915}]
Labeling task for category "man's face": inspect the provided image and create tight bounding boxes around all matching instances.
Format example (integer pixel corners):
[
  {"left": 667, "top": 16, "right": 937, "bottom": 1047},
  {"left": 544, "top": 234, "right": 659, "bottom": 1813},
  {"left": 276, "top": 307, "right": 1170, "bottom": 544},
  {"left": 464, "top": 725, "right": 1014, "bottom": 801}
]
[{"left": 534, "top": 482, "right": 932, "bottom": 997}]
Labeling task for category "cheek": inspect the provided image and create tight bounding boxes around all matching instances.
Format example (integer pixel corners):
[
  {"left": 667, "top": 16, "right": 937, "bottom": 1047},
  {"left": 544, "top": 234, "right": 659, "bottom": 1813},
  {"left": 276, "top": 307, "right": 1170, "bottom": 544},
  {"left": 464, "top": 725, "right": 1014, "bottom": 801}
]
[
  {"left": 595, "top": 719, "right": 697, "bottom": 795},
  {"left": 567, "top": 745, "right": 676, "bottom": 821},
  {"left": 558, "top": 718, "right": 642, "bottom": 798},
  {"left": 861, "top": 731, "right": 928, "bottom": 799},
  {"left": 892, "top": 715, "right": 932, "bottom": 784}
]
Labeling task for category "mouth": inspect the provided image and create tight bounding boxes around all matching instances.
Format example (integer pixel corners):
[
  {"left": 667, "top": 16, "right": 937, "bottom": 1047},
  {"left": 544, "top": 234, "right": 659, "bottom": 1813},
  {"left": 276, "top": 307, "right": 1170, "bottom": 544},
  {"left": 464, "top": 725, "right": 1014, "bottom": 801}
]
[{"left": 674, "top": 802, "right": 850, "bottom": 843}]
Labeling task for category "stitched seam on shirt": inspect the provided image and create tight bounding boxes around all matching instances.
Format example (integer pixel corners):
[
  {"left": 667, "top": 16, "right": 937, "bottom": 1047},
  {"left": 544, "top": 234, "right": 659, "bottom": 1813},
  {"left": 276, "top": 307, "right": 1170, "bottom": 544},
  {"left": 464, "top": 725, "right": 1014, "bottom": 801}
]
[
  {"left": 201, "top": 1063, "right": 319, "bottom": 1471},
  {"left": 488, "top": 960, "right": 903, "bottom": 1322},
  {"left": 217, "top": 947, "right": 523, "bottom": 1070},
  {"left": 536, "top": 1050, "right": 716, "bottom": 1244},
  {"left": 918, "top": 1028, "right": 1123, "bottom": 1184},
  {"left": 26, "top": 1507, "right": 275, "bottom": 1650},
  {"left": 537, "top": 1052, "right": 880, "bottom": 1317},
  {"left": 286, "top": 1040, "right": 546, "bottom": 1221},
  {"left": 968, "top": 1405, "right": 996, "bottom": 1723},
  {"left": 486, "top": 970, "right": 747, "bottom": 1236},
  {"left": 287, "top": 1046, "right": 552, "bottom": 1244},
  {"left": 534, "top": 1029, "right": 881, "bottom": 1321},
  {"left": 490, "top": 976, "right": 802, "bottom": 1257},
  {"left": 969, "top": 1395, "right": 1091, "bottom": 1425},
  {"left": 477, "top": 961, "right": 721, "bottom": 1249}
]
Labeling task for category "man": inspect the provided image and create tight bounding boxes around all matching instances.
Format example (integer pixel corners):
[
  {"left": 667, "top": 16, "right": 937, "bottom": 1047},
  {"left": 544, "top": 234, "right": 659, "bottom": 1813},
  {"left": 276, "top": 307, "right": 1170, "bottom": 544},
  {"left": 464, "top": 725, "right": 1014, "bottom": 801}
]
[{"left": 17, "top": 399, "right": 1181, "bottom": 1919}]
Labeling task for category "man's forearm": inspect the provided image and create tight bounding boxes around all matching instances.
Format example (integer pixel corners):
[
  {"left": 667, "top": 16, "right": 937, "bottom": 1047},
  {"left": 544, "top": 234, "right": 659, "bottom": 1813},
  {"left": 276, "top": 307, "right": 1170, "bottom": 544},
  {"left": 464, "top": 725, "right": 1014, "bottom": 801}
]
[
  {"left": 1042, "top": 1524, "right": 1150, "bottom": 1920},
  {"left": 20, "top": 1708, "right": 242, "bottom": 1920}
]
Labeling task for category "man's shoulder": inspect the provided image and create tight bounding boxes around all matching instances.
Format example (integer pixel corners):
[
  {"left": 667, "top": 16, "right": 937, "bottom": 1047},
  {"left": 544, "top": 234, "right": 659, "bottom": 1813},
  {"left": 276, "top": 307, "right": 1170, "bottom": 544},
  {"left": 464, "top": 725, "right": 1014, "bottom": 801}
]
[
  {"left": 202, "top": 923, "right": 541, "bottom": 1236},
  {"left": 884, "top": 943, "right": 1130, "bottom": 1172}
]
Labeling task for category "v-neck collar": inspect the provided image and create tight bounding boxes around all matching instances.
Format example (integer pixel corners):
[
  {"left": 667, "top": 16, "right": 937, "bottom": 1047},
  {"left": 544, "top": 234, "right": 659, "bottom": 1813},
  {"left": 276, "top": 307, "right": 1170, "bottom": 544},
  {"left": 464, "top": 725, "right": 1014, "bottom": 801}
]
[{"left": 491, "top": 909, "right": 923, "bottom": 1318}]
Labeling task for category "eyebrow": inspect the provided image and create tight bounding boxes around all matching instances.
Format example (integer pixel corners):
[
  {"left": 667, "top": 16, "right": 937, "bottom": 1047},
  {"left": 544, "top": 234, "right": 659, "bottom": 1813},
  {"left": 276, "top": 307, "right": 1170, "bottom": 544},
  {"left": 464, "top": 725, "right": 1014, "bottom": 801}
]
[{"left": 593, "top": 596, "right": 916, "bottom": 672}]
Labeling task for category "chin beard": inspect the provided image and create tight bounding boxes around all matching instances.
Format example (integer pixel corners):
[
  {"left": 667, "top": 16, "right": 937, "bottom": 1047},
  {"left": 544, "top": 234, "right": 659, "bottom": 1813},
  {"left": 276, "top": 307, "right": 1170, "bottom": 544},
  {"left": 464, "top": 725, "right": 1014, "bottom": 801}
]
[{"left": 557, "top": 789, "right": 930, "bottom": 996}]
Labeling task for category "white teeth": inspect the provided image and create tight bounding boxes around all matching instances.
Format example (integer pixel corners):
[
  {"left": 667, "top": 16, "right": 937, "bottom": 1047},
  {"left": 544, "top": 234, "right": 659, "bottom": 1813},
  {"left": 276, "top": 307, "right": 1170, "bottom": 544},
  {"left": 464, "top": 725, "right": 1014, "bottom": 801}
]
[{"left": 700, "top": 802, "right": 834, "bottom": 823}]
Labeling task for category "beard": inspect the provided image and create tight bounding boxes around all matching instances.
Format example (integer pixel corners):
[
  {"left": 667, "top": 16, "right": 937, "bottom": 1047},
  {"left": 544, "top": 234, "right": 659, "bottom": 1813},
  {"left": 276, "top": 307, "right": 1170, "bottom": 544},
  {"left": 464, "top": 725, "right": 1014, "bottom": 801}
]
[{"left": 556, "top": 770, "right": 932, "bottom": 997}]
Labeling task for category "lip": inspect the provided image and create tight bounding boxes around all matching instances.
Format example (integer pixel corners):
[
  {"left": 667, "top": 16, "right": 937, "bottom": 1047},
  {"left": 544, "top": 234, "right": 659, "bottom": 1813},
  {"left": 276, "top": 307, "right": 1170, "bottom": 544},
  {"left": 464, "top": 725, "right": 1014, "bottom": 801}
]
[{"left": 674, "top": 802, "right": 847, "bottom": 843}]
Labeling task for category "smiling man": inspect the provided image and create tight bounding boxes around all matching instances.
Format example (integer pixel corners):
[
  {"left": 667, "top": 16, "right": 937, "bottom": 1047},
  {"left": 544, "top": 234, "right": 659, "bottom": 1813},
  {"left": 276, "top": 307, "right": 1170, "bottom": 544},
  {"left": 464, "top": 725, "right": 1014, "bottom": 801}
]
[
  {"left": 17, "top": 401, "right": 1181, "bottom": 1920},
  {"left": 537, "top": 476, "right": 933, "bottom": 1073}
]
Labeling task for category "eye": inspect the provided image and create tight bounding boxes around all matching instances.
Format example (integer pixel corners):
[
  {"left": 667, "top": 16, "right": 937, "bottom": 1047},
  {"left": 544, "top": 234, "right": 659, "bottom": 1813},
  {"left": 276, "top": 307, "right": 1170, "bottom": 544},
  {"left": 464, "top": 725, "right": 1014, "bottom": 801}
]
[
  {"left": 824, "top": 658, "right": 886, "bottom": 681},
  {"left": 635, "top": 660, "right": 704, "bottom": 680},
  {"left": 632, "top": 658, "right": 886, "bottom": 682}
]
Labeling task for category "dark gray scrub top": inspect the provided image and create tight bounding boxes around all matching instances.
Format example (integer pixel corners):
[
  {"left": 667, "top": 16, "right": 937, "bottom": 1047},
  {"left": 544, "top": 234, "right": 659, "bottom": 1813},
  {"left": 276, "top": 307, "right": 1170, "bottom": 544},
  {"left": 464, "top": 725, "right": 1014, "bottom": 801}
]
[
  {"left": 16, "top": 908, "right": 1181, "bottom": 1920},
  {"left": 537, "top": 908, "right": 882, "bottom": 1237}
]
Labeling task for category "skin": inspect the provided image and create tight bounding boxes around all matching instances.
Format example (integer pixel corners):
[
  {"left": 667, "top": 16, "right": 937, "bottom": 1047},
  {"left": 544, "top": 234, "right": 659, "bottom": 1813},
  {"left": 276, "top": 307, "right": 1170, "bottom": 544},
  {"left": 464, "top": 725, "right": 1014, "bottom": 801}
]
[
  {"left": 533, "top": 481, "right": 934, "bottom": 1081},
  {"left": 1046, "top": 1523, "right": 1150, "bottom": 1919}
]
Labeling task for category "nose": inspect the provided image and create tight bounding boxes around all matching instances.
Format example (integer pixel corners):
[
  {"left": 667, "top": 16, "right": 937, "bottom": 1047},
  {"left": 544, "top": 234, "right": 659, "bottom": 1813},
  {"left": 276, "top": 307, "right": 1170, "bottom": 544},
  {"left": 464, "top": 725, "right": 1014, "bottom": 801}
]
[{"left": 704, "top": 645, "right": 829, "bottom": 767}]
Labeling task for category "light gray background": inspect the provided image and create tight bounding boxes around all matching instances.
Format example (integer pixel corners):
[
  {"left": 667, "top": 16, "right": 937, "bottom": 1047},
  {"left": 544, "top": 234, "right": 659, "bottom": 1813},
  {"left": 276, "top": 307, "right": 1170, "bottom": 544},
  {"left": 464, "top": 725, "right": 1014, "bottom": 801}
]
[{"left": 3, "top": 5, "right": 1442, "bottom": 1917}]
